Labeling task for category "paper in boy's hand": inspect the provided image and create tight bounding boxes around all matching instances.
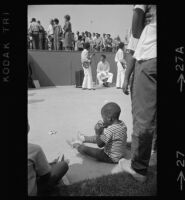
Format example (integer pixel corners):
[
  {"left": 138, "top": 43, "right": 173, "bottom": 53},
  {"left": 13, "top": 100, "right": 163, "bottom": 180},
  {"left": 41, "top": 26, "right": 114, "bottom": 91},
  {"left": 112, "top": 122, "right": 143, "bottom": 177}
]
[{"left": 58, "top": 153, "right": 70, "bottom": 164}]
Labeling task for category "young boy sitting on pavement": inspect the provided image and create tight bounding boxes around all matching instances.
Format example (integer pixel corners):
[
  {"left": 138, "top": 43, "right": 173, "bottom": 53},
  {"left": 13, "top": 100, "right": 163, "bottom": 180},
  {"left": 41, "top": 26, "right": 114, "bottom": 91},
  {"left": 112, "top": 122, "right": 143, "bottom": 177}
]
[
  {"left": 28, "top": 120, "right": 69, "bottom": 196},
  {"left": 68, "top": 102, "right": 127, "bottom": 164}
]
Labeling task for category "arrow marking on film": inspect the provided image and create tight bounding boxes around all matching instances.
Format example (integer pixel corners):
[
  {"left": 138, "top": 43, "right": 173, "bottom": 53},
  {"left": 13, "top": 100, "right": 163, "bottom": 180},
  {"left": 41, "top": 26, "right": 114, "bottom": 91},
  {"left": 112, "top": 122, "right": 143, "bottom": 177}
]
[
  {"left": 177, "top": 73, "right": 185, "bottom": 93},
  {"left": 177, "top": 171, "right": 185, "bottom": 191}
]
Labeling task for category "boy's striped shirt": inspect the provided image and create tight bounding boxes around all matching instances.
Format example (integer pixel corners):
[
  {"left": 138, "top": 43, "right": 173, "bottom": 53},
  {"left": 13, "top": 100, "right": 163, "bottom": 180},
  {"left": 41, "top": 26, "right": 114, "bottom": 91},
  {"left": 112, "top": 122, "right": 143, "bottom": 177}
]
[{"left": 100, "top": 121, "right": 127, "bottom": 163}]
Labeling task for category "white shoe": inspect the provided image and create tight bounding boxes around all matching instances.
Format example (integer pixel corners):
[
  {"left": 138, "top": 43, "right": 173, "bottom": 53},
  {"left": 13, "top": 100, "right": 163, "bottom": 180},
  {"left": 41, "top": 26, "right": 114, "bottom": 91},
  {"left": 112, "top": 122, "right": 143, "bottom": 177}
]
[
  {"left": 77, "top": 132, "right": 85, "bottom": 143},
  {"left": 66, "top": 138, "right": 82, "bottom": 149},
  {"left": 119, "top": 158, "right": 147, "bottom": 183}
]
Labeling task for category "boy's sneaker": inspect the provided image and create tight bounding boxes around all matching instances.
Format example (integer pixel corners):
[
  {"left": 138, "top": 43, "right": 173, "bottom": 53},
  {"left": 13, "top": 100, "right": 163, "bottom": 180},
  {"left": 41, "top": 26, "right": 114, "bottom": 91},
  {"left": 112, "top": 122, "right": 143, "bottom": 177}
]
[
  {"left": 119, "top": 158, "right": 147, "bottom": 183},
  {"left": 77, "top": 132, "right": 85, "bottom": 143},
  {"left": 66, "top": 139, "right": 82, "bottom": 149}
]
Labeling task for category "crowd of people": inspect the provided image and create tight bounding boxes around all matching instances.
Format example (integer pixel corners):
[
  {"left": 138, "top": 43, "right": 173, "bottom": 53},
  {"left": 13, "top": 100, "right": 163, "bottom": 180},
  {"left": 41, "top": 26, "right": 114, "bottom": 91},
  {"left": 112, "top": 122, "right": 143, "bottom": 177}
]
[{"left": 28, "top": 15, "right": 129, "bottom": 52}]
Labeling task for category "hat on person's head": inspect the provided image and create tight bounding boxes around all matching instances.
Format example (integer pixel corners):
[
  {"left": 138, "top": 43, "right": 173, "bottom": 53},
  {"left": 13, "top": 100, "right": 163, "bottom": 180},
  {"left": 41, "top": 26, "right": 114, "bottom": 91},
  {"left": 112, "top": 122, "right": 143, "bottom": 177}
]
[{"left": 31, "top": 18, "right": 36, "bottom": 22}]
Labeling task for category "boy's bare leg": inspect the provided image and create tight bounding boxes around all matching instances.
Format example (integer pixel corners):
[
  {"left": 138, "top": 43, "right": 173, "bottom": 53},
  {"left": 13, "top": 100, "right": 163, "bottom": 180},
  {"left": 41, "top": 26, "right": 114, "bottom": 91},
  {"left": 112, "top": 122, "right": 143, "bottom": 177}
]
[{"left": 74, "top": 143, "right": 114, "bottom": 163}]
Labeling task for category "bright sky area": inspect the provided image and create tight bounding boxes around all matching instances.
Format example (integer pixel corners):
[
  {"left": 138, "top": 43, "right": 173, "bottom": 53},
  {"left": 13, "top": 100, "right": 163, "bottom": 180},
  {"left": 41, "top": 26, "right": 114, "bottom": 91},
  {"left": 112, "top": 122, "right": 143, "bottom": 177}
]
[{"left": 28, "top": 5, "right": 133, "bottom": 40}]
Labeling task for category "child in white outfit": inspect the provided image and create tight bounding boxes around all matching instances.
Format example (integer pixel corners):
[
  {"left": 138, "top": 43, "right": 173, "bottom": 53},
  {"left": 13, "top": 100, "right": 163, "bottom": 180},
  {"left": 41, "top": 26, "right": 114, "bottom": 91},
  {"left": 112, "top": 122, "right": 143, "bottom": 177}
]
[
  {"left": 115, "top": 42, "right": 127, "bottom": 89},
  {"left": 81, "top": 42, "right": 95, "bottom": 90}
]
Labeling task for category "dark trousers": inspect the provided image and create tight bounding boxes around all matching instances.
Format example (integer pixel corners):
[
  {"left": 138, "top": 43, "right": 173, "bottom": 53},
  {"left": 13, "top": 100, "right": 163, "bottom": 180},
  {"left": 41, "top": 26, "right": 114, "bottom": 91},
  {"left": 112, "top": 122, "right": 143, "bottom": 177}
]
[
  {"left": 77, "top": 144, "right": 114, "bottom": 163},
  {"left": 32, "top": 33, "right": 39, "bottom": 49},
  {"left": 38, "top": 33, "right": 44, "bottom": 50},
  {"left": 131, "top": 58, "right": 157, "bottom": 176}
]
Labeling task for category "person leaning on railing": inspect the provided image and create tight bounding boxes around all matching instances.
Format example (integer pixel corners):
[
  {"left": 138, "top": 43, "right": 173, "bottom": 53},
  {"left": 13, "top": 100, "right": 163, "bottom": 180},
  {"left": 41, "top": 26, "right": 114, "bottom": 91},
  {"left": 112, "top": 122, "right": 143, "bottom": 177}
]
[{"left": 29, "top": 18, "right": 40, "bottom": 50}]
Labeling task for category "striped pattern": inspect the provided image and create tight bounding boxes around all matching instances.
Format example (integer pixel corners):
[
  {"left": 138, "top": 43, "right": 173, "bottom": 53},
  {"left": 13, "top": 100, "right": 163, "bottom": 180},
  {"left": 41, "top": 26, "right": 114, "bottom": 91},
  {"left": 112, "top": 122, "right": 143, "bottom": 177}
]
[{"left": 100, "top": 121, "right": 127, "bottom": 163}]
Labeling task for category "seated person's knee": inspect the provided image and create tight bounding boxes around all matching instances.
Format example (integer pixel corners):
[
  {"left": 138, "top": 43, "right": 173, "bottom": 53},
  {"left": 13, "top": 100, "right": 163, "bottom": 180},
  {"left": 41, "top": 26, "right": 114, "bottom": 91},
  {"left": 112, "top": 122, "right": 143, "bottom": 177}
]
[{"left": 61, "top": 161, "right": 69, "bottom": 172}]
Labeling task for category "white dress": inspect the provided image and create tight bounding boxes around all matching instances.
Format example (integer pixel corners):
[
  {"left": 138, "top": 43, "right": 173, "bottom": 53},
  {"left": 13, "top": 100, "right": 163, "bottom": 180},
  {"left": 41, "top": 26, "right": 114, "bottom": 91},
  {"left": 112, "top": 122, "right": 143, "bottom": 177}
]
[
  {"left": 115, "top": 49, "right": 126, "bottom": 88},
  {"left": 81, "top": 49, "right": 93, "bottom": 89}
]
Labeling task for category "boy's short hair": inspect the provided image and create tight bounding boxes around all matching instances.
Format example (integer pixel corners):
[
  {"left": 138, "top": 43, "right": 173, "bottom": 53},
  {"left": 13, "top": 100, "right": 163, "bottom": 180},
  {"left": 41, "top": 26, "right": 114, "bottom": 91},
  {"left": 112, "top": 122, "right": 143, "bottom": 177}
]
[
  {"left": 101, "top": 102, "right": 121, "bottom": 120},
  {"left": 84, "top": 42, "right": 90, "bottom": 49}
]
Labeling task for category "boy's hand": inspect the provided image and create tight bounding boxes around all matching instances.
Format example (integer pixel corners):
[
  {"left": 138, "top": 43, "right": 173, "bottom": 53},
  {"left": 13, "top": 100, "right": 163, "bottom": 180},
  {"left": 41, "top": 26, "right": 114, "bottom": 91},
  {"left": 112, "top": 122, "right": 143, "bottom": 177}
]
[{"left": 94, "top": 122, "right": 104, "bottom": 135}]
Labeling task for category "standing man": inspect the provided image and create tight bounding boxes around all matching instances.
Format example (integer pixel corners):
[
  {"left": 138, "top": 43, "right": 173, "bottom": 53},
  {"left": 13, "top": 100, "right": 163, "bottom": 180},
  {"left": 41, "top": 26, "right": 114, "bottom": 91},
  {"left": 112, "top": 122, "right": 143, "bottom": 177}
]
[
  {"left": 115, "top": 42, "right": 126, "bottom": 89},
  {"left": 120, "top": 5, "right": 157, "bottom": 182},
  {"left": 81, "top": 42, "right": 95, "bottom": 90},
  {"left": 53, "top": 18, "right": 63, "bottom": 51},
  {"left": 29, "top": 18, "right": 40, "bottom": 50},
  {"left": 37, "top": 21, "right": 45, "bottom": 50},
  {"left": 63, "top": 15, "right": 73, "bottom": 51},
  {"left": 97, "top": 54, "right": 113, "bottom": 87},
  {"left": 47, "top": 19, "right": 54, "bottom": 51}
]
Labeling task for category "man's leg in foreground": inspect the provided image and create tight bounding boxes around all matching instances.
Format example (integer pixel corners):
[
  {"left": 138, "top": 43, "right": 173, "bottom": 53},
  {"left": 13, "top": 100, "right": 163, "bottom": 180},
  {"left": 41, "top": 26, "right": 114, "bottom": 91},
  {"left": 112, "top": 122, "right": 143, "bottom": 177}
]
[
  {"left": 119, "top": 58, "right": 156, "bottom": 182},
  {"left": 131, "top": 58, "right": 157, "bottom": 176}
]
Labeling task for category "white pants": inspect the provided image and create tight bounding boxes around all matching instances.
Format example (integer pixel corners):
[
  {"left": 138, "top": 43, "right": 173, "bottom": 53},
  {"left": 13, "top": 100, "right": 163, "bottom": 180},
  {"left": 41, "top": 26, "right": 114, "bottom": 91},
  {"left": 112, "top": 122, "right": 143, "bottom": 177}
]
[
  {"left": 82, "top": 66, "right": 93, "bottom": 89},
  {"left": 97, "top": 72, "right": 113, "bottom": 85},
  {"left": 116, "top": 62, "right": 125, "bottom": 88}
]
